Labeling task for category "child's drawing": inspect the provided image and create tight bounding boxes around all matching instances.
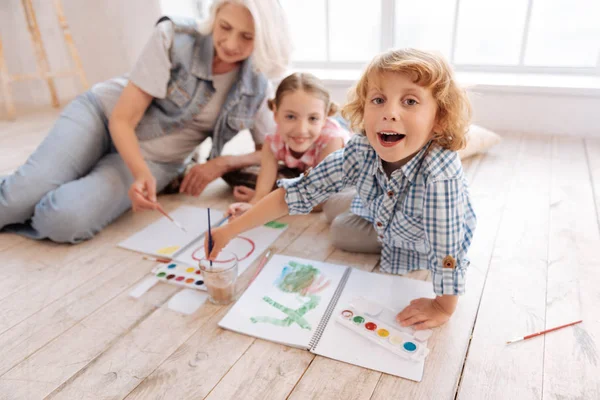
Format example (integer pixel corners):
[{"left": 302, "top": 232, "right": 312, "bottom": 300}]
[{"left": 250, "top": 261, "right": 331, "bottom": 330}]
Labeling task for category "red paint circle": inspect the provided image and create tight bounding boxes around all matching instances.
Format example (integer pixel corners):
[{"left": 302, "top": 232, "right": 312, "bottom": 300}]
[
  {"left": 365, "top": 322, "right": 377, "bottom": 331},
  {"left": 175, "top": 276, "right": 185, "bottom": 282},
  {"left": 191, "top": 236, "right": 255, "bottom": 263}
]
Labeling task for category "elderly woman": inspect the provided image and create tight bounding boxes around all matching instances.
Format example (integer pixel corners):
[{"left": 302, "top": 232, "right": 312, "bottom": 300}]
[{"left": 0, "top": 0, "right": 291, "bottom": 243}]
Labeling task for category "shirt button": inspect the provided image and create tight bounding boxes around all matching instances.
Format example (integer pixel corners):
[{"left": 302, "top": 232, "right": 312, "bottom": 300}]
[
  {"left": 387, "top": 190, "right": 394, "bottom": 197},
  {"left": 376, "top": 221, "right": 383, "bottom": 227}
]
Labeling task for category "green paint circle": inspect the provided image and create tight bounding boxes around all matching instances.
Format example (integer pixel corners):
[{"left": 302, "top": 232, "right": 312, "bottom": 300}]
[
  {"left": 157, "top": 272, "right": 166, "bottom": 278},
  {"left": 352, "top": 316, "right": 365, "bottom": 324}
]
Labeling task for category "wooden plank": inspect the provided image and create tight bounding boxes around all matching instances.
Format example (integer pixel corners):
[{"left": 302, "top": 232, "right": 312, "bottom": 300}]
[
  {"left": 457, "top": 134, "right": 552, "bottom": 400},
  {"left": 122, "top": 214, "right": 320, "bottom": 400},
  {"left": 586, "top": 137, "right": 600, "bottom": 244},
  {"left": 0, "top": 185, "right": 231, "bottom": 399},
  {"left": 289, "top": 356, "right": 381, "bottom": 400},
  {"left": 45, "top": 296, "right": 222, "bottom": 400},
  {"left": 0, "top": 282, "right": 179, "bottom": 400},
  {"left": 0, "top": 254, "right": 159, "bottom": 376},
  {"left": 372, "top": 134, "right": 524, "bottom": 399},
  {"left": 124, "top": 306, "right": 256, "bottom": 400},
  {"left": 542, "top": 137, "right": 600, "bottom": 399},
  {"left": 0, "top": 204, "right": 179, "bottom": 330},
  {"left": 281, "top": 215, "right": 334, "bottom": 261},
  {"left": 206, "top": 340, "right": 314, "bottom": 400},
  {"left": 0, "top": 248, "right": 133, "bottom": 334}
]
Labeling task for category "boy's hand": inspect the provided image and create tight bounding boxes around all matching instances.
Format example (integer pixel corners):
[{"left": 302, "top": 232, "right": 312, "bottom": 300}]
[
  {"left": 396, "top": 297, "right": 455, "bottom": 330},
  {"left": 204, "top": 225, "right": 235, "bottom": 260}
]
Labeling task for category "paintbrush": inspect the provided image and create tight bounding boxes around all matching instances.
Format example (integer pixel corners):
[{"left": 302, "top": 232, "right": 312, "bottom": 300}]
[
  {"left": 143, "top": 256, "right": 171, "bottom": 263},
  {"left": 134, "top": 189, "right": 188, "bottom": 233},
  {"left": 249, "top": 248, "right": 273, "bottom": 284},
  {"left": 506, "top": 319, "right": 583, "bottom": 344},
  {"left": 207, "top": 208, "right": 213, "bottom": 268}
]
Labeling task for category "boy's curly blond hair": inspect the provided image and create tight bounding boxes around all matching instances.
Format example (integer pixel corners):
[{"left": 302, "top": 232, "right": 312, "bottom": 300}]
[{"left": 342, "top": 48, "right": 472, "bottom": 151}]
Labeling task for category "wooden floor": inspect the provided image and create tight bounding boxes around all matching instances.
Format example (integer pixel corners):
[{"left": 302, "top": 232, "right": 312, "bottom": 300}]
[{"left": 0, "top": 110, "right": 599, "bottom": 400}]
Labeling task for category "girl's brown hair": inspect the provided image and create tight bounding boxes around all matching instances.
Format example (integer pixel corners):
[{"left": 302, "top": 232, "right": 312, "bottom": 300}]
[
  {"left": 342, "top": 48, "right": 472, "bottom": 151},
  {"left": 268, "top": 72, "right": 339, "bottom": 116}
]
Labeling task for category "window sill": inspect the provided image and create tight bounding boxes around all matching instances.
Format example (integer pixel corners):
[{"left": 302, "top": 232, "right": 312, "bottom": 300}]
[{"left": 294, "top": 68, "right": 600, "bottom": 98}]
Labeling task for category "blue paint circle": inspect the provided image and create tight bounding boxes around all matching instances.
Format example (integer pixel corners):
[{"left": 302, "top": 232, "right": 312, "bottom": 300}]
[
  {"left": 403, "top": 342, "right": 417, "bottom": 352},
  {"left": 195, "top": 280, "right": 204, "bottom": 286},
  {"left": 167, "top": 263, "right": 177, "bottom": 269}
]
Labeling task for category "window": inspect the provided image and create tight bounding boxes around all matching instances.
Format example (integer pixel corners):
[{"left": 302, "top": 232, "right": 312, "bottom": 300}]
[{"left": 281, "top": 0, "right": 600, "bottom": 75}]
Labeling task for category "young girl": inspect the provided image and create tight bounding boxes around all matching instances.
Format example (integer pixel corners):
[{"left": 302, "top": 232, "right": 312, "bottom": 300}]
[
  {"left": 226, "top": 72, "right": 350, "bottom": 218},
  {"left": 206, "top": 49, "right": 476, "bottom": 330}
]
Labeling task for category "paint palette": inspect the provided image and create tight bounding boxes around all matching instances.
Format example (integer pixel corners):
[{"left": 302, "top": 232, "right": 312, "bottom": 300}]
[
  {"left": 151, "top": 262, "right": 207, "bottom": 291},
  {"left": 336, "top": 297, "right": 431, "bottom": 362}
]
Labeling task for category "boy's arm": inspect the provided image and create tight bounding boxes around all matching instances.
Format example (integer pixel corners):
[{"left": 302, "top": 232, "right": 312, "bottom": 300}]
[
  {"left": 397, "top": 177, "right": 474, "bottom": 330},
  {"left": 207, "top": 136, "right": 366, "bottom": 259},
  {"left": 251, "top": 143, "right": 279, "bottom": 204},
  {"left": 424, "top": 178, "right": 471, "bottom": 296},
  {"left": 207, "top": 188, "right": 288, "bottom": 259}
]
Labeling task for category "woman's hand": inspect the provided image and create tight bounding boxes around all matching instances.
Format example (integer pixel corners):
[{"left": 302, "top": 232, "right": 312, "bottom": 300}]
[
  {"left": 180, "top": 158, "right": 227, "bottom": 196},
  {"left": 129, "top": 172, "right": 158, "bottom": 212},
  {"left": 204, "top": 224, "right": 236, "bottom": 260},
  {"left": 227, "top": 202, "right": 253, "bottom": 220}
]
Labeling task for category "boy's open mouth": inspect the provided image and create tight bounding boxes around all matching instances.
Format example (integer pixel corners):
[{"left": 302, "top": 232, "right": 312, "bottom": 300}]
[{"left": 377, "top": 131, "right": 406, "bottom": 146}]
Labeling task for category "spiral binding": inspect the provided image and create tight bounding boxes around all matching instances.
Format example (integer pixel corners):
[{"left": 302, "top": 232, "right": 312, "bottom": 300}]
[{"left": 308, "top": 267, "right": 352, "bottom": 351}]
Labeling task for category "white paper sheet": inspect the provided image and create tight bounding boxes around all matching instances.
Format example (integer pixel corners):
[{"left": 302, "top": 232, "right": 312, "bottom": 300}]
[
  {"left": 312, "top": 269, "right": 435, "bottom": 382},
  {"left": 174, "top": 223, "right": 288, "bottom": 275},
  {"left": 218, "top": 255, "right": 348, "bottom": 349},
  {"left": 118, "top": 206, "right": 224, "bottom": 258}
]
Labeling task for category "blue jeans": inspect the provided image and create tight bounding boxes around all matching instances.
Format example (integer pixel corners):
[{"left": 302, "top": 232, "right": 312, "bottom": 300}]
[{"left": 0, "top": 92, "right": 182, "bottom": 243}]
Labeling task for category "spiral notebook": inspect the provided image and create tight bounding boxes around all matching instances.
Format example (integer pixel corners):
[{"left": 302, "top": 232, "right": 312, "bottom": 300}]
[{"left": 218, "top": 255, "right": 436, "bottom": 381}]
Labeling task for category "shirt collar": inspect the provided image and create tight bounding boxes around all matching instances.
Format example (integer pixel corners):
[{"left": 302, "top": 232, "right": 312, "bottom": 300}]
[{"left": 370, "top": 141, "right": 432, "bottom": 185}]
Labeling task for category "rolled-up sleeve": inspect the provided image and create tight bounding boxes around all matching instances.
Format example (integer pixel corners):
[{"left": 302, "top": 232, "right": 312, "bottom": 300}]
[
  {"left": 278, "top": 134, "right": 364, "bottom": 215},
  {"left": 129, "top": 20, "right": 174, "bottom": 99},
  {"left": 423, "top": 178, "right": 467, "bottom": 296}
]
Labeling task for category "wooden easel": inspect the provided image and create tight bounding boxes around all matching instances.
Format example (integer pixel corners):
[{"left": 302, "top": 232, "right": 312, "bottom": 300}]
[{"left": 0, "top": 0, "right": 88, "bottom": 120}]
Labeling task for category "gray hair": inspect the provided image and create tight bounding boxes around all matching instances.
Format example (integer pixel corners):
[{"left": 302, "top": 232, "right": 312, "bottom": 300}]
[{"left": 197, "top": 0, "right": 292, "bottom": 79}]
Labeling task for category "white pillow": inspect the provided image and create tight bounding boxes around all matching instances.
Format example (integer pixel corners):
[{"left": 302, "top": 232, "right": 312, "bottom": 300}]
[{"left": 458, "top": 124, "right": 502, "bottom": 160}]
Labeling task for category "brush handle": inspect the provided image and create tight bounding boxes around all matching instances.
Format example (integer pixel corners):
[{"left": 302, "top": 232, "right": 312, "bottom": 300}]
[{"left": 523, "top": 319, "right": 583, "bottom": 340}]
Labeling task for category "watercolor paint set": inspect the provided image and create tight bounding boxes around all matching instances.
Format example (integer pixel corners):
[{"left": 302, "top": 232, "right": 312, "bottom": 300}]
[
  {"left": 335, "top": 296, "right": 431, "bottom": 362},
  {"left": 151, "top": 262, "right": 207, "bottom": 290}
]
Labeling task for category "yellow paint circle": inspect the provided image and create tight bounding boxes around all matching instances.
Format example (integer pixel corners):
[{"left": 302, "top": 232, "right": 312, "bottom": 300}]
[{"left": 377, "top": 329, "right": 390, "bottom": 338}]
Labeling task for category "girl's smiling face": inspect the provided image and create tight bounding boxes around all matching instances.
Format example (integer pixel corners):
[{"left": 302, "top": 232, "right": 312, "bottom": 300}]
[
  {"left": 363, "top": 71, "right": 440, "bottom": 170},
  {"left": 273, "top": 90, "right": 327, "bottom": 155}
]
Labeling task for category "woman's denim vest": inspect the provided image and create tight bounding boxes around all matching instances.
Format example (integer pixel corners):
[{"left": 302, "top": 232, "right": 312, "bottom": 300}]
[{"left": 136, "top": 16, "right": 268, "bottom": 159}]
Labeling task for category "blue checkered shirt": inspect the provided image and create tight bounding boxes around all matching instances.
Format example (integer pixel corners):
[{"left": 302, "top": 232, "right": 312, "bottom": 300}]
[{"left": 278, "top": 134, "right": 477, "bottom": 296}]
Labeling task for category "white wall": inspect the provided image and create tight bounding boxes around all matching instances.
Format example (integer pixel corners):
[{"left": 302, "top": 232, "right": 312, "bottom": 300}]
[
  {"left": 325, "top": 81, "right": 600, "bottom": 137},
  {"left": 0, "top": 0, "right": 162, "bottom": 114}
]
